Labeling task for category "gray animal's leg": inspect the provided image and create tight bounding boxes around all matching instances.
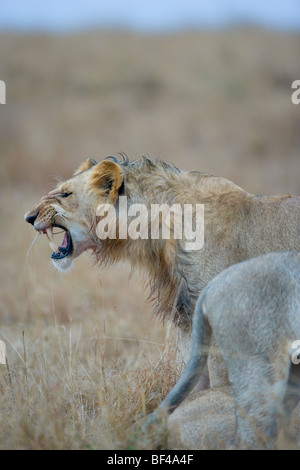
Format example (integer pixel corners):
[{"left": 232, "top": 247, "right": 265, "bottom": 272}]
[{"left": 225, "top": 357, "right": 290, "bottom": 449}]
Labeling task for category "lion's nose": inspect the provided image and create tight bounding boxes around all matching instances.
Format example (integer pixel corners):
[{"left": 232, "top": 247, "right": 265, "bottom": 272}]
[{"left": 24, "top": 210, "right": 39, "bottom": 226}]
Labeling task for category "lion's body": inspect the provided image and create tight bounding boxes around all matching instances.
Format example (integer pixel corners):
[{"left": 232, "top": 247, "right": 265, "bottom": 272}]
[
  {"left": 153, "top": 252, "right": 300, "bottom": 448},
  {"left": 25, "top": 157, "right": 300, "bottom": 447}
]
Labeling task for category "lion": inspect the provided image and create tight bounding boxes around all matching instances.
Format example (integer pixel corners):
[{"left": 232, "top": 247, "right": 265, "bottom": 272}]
[
  {"left": 24, "top": 155, "right": 300, "bottom": 393},
  {"left": 147, "top": 252, "right": 300, "bottom": 449}
]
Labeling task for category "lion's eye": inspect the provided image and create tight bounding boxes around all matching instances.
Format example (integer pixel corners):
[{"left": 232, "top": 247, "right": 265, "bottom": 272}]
[{"left": 60, "top": 192, "right": 72, "bottom": 198}]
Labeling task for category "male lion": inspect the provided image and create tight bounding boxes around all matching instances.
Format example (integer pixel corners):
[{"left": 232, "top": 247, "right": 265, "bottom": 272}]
[
  {"left": 148, "top": 252, "right": 300, "bottom": 449},
  {"left": 24, "top": 156, "right": 300, "bottom": 392}
]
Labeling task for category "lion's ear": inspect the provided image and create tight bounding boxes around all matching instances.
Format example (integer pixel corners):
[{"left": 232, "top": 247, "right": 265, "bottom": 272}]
[
  {"left": 89, "top": 160, "right": 124, "bottom": 203},
  {"left": 74, "top": 158, "right": 98, "bottom": 176}
]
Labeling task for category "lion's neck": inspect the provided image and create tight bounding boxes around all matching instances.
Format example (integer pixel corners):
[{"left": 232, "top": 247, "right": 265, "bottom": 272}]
[
  {"left": 95, "top": 234, "right": 197, "bottom": 331},
  {"left": 127, "top": 238, "right": 198, "bottom": 331}
]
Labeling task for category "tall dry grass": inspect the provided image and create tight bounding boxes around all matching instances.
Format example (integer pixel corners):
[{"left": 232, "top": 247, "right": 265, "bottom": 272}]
[
  {"left": 0, "top": 28, "right": 299, "bottom": 449},
  {"left": 0, "top": 218, "right": 183, "bottom": 449}
]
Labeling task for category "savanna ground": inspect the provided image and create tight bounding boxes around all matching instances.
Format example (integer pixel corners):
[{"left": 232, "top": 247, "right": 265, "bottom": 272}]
[{"left": 0, "top": 28, "right": 299, "bottom": 449}]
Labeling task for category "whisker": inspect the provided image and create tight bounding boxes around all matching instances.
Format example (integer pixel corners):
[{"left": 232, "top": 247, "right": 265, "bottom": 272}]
[
  {"left": 55, "top": 211, "right": 69, "bottom": 225},
  {"left": 24, "top": 232, "right": 41, "bottom": 310},
  {"left": 25, "top": 232, "right": 41, "bottom": 269}
]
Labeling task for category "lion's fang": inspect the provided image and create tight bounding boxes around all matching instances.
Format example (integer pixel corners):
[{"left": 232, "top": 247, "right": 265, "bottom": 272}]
[{"left": 45, "top": 227, "right": 58, "bottom": 252}]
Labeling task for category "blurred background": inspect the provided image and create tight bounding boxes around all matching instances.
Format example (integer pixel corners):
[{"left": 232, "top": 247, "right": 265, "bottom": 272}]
[{"left": 0, "top": 0, "right": 299, "bottom": 449}]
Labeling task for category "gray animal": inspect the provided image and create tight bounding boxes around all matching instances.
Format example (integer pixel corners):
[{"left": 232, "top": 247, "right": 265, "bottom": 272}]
[{"left": 147, "top": 252, "right": 300, "bottom": 449}]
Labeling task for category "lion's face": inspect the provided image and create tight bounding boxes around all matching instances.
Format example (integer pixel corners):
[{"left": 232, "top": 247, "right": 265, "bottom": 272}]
[{"left": 24, "top": 158, "right": 124, "bottom": 271}]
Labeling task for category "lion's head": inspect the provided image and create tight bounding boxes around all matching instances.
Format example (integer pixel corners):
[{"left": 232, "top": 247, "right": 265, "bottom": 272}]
[
  {"left": 24, "top": 157, "right": 124, "bottom": 271},
  {"left": 24, "top": 155, "right": 199, "bottom": 327}
]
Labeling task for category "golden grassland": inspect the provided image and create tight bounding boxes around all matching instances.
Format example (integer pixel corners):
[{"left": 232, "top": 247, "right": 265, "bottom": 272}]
[{"left": 0, "top": 28, "right": 299, "bottom": 449}]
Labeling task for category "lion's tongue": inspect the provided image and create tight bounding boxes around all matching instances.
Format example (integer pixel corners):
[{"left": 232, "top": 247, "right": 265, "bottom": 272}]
[{"left": 60, "top": 232, "right": 68, "bottom": 249}]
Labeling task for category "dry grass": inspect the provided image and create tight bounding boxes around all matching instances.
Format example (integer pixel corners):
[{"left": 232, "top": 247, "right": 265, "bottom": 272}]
[
  {"left": 0, "top": 314, "right": 179, "bottom": 450},
  {"left": 0, "top": 226, "right": 182, "bottom": 449},
  {"left": 0, "top": 28, "right": 299, "bottom": 449}
]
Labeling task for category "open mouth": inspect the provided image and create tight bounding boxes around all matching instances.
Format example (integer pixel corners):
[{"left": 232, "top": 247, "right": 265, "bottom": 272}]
[{"left": 42, "top": 225, "right": 73, "bottom": 260}]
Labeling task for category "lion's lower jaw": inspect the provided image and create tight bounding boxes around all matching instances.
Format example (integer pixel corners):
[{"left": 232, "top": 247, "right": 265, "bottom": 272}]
[
  {"left": 51, "top": 256, "right": 74, "bottom": 272},
  {"left": 50, "top": 241, "right": 92, "bottom": 272}
]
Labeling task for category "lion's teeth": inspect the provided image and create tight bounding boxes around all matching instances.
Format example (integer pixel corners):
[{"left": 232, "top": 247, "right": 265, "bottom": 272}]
[
  {"left": 45, "top": 227, "right": 58, "bottom": 252},
  {"left": 45, "top": 227, "right": 53, "bottom": 241},
  {"left": 49, "top": 241, "right": 58, "bottom": 252}
]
